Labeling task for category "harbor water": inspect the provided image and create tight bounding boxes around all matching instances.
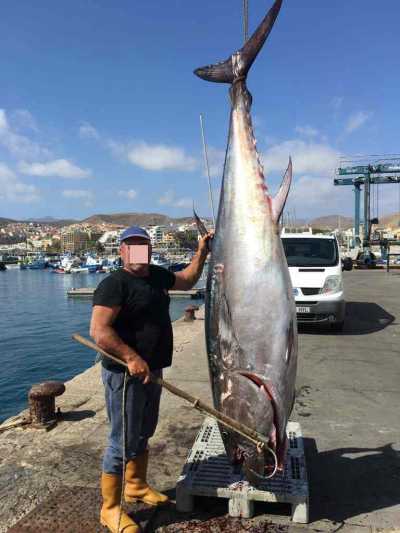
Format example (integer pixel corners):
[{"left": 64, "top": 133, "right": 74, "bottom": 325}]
[{"left": 0, "top": 268, "right": 192, "bottom": 423}]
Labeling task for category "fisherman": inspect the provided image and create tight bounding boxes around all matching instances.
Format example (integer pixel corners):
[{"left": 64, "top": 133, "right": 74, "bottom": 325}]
[{"left": 90, "top": 225, "right": 212, "bottom": 533}]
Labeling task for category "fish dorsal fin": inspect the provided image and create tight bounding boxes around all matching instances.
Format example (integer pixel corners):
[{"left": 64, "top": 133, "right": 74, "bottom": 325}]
[
  {"left": 272, "top": 157, "right": 292, "bottom": 224},
  {"left": 193, "top": 207, "right": 208, "bottom": 237}
]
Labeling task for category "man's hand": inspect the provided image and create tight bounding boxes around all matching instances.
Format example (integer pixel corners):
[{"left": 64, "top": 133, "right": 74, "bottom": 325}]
[
  {"left": 198, "top": 231, "right": 214, "bottom": 257},
  {"left": 127, "top": 354, "right": 151, "bottom": 384}
]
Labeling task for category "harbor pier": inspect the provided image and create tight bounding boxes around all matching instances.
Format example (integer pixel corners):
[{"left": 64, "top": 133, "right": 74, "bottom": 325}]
[
  {"left": 66, "top": 287, "right": 206, "bottom": 299},
  {"left": 0, "top": 270, "right": 399, "bottom": 532}
]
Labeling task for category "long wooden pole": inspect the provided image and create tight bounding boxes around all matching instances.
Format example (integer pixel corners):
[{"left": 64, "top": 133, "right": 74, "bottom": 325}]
[
  {"left": 72, "top": 333, "right": 268, "bottom": 449},
  {"left": 199, "top": 114, "right": 216, "bottom": 228}
]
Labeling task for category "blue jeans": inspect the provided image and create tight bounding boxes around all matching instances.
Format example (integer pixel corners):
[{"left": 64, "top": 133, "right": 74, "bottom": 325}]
[{"left": 102, "top": 366, "right": 162, "bottom": 475}]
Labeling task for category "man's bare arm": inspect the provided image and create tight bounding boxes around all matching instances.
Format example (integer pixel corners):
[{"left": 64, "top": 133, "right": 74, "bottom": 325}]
[
  {"left": 90, "top": 305, "right": 150, "bottom": 383},
  {"left": 173, "top": 233, "right": 212, "bottom": 290}
]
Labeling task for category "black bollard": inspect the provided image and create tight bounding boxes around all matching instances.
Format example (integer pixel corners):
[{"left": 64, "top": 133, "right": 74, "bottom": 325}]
[
  {"left": 184, "top": 305, "right": 199, "bottom": 322},
  {"left": 29, "top": 381, "right": 65, "bottom": 429}
]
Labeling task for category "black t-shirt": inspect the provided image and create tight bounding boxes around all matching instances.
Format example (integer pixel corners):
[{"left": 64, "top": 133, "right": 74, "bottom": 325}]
[{"left": 92, "top": 266, "right": 176, "bottom": 372}]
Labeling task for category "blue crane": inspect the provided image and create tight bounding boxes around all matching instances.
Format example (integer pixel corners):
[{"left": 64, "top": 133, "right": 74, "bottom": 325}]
[{"left": 334, "top": 160, "right": 400, "bottom": 248}]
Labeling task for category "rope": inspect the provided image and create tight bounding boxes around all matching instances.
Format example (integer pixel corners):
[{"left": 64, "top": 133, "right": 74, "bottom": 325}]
[
  {"left": 243, "top": 0, "right": 249, "bottom": 43},
  {"left": 117, "top": 369, "right": 129, "bottom": 533},
  {"left": 246, "top": 444, "right": 279, "bottom": 481},
  {"left": 264, "top": 445, "right": 279, "bottom": 479}
]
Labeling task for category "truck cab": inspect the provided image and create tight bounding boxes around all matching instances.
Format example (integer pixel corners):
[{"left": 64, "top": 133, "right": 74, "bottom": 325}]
[{"left": 281, "top": 228, "right": 345, "bottom": 331}]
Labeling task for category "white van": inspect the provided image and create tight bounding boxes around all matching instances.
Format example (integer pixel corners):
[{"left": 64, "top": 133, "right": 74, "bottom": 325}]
[{"left": 281, "top": 229, "right": 346, "bottom": 331}]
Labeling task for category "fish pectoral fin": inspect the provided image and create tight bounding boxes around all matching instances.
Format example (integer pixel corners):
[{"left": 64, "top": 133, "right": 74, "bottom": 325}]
[
  {"left": 194, "top": 57, "right": 234, "bottom": 84},
  {"left": 271, "top": 157, "right": 292, "bottom": 224},
  {"left": 193, "top": 206, "right": 208, "bottom": 237}
]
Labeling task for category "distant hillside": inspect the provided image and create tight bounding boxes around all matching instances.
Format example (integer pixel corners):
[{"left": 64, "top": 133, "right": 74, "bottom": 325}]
[
  {"left": 27, "top": 218, "right": 77, "bottom": 227},
  {"left": 0, "top": 212, "right": 208, "bottom": 229},
  {"left": 0, "top": 217, "right": 16, "bottom": 226},
  {"left": 82, "top": 212, "right": 202, "bottom": 227},
  {"left": 27, "top": 216, "right": 76, "bottom": 224},
  {"left": 309, "top": 215, "right": 353, "bottom": 230},
  {"left": 379, "top": 212, "right": 400, "bottom": 228}
]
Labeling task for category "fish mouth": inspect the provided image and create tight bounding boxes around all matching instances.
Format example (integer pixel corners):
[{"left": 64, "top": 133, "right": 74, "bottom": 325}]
[
  {"left": 237, "top": 371, "right": 283, "bottom": 484},
  {"left": 239, "top": 371, "right": 279, "bottom": 448}
]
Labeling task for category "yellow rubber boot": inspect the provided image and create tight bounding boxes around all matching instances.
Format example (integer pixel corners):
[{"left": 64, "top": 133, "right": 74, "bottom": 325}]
[
  {"left": 124, "top": 450, "right": 169, "bottom": 506},
  {"left": 100, "top": 472, "right": 140, "bottom": 533}
]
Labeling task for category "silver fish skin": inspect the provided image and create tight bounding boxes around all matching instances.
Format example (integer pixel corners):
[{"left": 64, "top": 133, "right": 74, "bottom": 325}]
[{"left": 194, "top": 0, "right": 297, "bottom": 484}]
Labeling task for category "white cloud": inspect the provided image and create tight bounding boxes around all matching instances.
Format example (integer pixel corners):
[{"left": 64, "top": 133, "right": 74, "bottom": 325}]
[
  {"left": 0, "top": 162, "right": 15, "bottom": 181},
  {"left": 205, "top": 147, "right": 225, "bottom": 179},
  {"left": 259, "top": 137, "right": 346, "bottom": 217},
  {"left": 79, "top": 121, "right": 199, "bottom": 173},
  {"left": 112, "top": 141, "right": 198, "bottom": 172},
  {"left": 158, "top": 190, "right": 174, "bottom": 205},
  {"left": 0, "top": 162, "right": 40, "bottom": 203},
  {"left": 118, "top": 189, "right": 137, "bottom": 200},
  {"left": 295, "top": 125, "right": 319, "bottom": 138},
  {"left": 285, "top": 174, "right": 350, "bottom": 218},
  {"left": 158, "top": 189, "right": 192, "bottom": 209},
  {"left": 79, "top": 122, "right": 100, "bottom": 140},
  {"left": 19, "top": 159, "right": 91, "bottom": 179},
  {"left": 0, "top": 109, "right": 51, "bottom": 160},
  {"left": 10, "top": 109, "right": 39, "bottom": 132},
  {"left": 62, "top": 189, "right": 94, "bottom": 207},
  {"left": 174, "top": 197, "right": 193, "bottom": 208},
  {"left": 345, "top": 111, "right": 372, "bottom": 134},
  {"left": 262, "top": 139, "right": 340, "bottom": 176}
]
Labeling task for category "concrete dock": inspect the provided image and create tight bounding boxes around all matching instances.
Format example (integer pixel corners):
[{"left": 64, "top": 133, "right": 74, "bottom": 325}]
[
  {"left": 0, "top": 270, "right": 399, "bottom": 532},
  {"left": 67, "top": 287, "right": 206, "bottom": 299}
]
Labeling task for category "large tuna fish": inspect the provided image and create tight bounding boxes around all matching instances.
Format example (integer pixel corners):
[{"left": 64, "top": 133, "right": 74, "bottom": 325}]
[{"left": 195, "top": 0, "right": 297, "bottom": 485}]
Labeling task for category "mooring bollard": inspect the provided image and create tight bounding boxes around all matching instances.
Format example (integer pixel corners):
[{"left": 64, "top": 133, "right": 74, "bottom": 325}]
[
  {"left": 184, "top": 305, "right": 199, "bottom": 322},
  {"left": 28, "top": 381, "right": 65, "bottom": 429}
]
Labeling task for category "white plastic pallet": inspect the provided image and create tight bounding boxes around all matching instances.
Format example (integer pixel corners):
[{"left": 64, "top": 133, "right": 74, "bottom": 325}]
[{"left": 176, "top": 417, "right": 309, "bottom": 523}]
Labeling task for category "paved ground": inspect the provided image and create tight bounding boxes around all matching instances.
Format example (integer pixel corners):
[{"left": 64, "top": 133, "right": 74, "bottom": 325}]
[{"left": 0, "top": 270, "right": 399, "bottom": 532}]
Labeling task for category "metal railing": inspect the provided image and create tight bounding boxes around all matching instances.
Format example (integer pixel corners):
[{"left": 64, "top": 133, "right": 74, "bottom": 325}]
[{"left": 386, "top": 253, "right": 400, "bottom": 273}]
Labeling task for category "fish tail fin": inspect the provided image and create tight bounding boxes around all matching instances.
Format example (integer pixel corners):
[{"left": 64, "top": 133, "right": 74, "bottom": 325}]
[
  {"left": 193, "top": 207, "right": 208, "bottom": 237},
  {"left": 194, "top": 0, "right": 283, "bottom": 84},
  {"left": 272, "top": 157, "right": 292, "bottom": 224}
]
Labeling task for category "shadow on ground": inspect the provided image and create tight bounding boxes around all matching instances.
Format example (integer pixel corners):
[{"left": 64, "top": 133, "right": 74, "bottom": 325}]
[
  {"left": 304, "top": 437, "right": 400, "bottom": 524},
  {"left": 60, "top": 409, "right": 96, "bottom": 422},
  {"left": 299, "top": 301, "right": 396, "bottom": 336}
]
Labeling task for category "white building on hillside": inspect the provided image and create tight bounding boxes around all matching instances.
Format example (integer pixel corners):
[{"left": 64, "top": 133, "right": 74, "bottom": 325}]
[
  {"left": 99, "top": 230, "right": 123, "bottom": 254},
  {"left": 147, "top": 225, "right": 167, "bottom": 245}
]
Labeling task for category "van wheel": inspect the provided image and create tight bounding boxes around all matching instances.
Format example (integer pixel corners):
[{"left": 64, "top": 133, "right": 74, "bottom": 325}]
[{"left": 330, "top": 321, "right": 344, "bottom": 332}]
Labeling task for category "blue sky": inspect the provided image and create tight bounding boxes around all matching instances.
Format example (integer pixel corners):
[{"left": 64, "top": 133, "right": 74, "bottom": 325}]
[{"left": 1, "top": 0, "right": 400, "bottom": 221}]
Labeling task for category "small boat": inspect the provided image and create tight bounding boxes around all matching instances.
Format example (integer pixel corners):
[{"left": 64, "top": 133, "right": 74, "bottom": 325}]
[
  {"left": 0, "top": 262, "right": 6, "bottom": 271},
  {"left": 84, "top": 255, "right": 102, "bottom": 273},
  {"left": 52, "top": 268, "right": 66, "bottom": 274},
  {"left": 60, "top": 255, "right": 81, "bottom": 273},
  {"left": 27, "top": 258, "right": 47, "bottom": 269},
  {"left": 70, "top": 266, "right": 89, "bottom": 274},
  {"left": 151, "top": 253, "right": 170, "bottom": 269}
]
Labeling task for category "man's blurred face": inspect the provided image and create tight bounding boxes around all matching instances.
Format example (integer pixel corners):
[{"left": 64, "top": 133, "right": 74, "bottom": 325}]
[{"left": 120, "top": 236, "right": 152, "bottom": 275}]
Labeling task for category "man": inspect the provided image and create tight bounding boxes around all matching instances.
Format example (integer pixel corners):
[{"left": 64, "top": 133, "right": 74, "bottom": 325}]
[{"left": 90, "top": 225, "right": 211, "bottom": 533}]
